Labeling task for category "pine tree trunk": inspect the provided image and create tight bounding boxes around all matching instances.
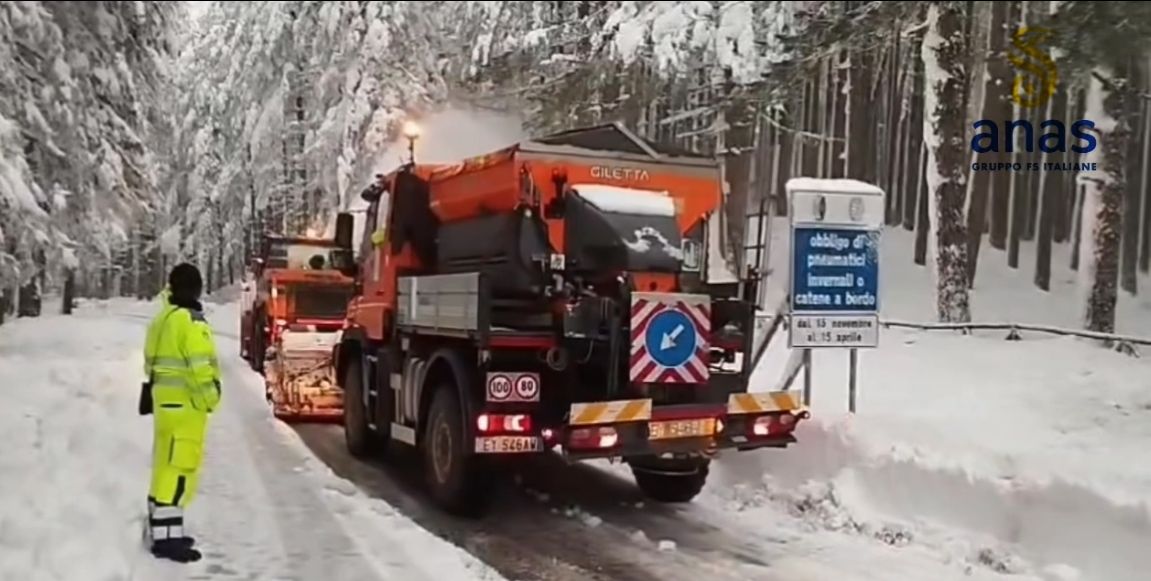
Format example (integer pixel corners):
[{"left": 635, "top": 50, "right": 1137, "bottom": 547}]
[
  {"left": 847, "top": 48, "right": 874, "bottom": 181},
  {"left": 885, "top": 32, "right": 905, "bottom": 223},
  {"left": 967, "top": 0, "right": 1009, "bottom": 285},
  {"left": 62, "top": 269, "right": 75, "bottom": 315},
  {"left": 1140, "top": 58, "right": 1151, "bottom": 275},
  {"left": 802, "top": 72, "right": 821, "bottom": 177},
  {"left": 922, "top": 2, "right": 973, "bottom": 323},
  {"left": 990, "top": 2, "right": 1024, "bottom": 250},
  {"left": 773, "top": 104, "right": 795, "bottom": 217},
  {"left": 1035, "top": 86, "right": 1067, "bottom": 291},
  {"left": 1052, "top": 89, "right": 1073, "bottom": 244},
  {"left": 722, "top": 77, "right": 755, "bottom": 274},
  {"left": 914, "top": 147, "right": 931, "bottom": 266},
  {"left": 905, "top": 41, "right": 927, "bottom": 233},
  {"left": 830, "top": 50, "right": 848, "bottom": 178},
  {"left": 1081, "top": 70, "right": 1128, "bottom": 334},
  {"left": 1071, "top": 181, "right": 1085, "bottom": 271},
  {"left": 1121, "top": 58, "right": 1143, "bottom": 296}
]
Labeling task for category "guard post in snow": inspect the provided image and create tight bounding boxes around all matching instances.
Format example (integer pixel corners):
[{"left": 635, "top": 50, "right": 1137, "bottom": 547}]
[{"left": 785, "top": 178, "right": 885, "bottom": 413}]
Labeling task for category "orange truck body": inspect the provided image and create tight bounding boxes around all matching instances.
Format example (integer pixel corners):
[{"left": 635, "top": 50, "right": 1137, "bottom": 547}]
[{"left": 332, "top": 122, "right": 805, "bottom": 514}]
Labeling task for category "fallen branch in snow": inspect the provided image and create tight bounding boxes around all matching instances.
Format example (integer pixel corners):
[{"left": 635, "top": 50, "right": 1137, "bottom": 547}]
[
  {"left": 879, "top": 319, "right": 1148, "bottom": 356},
  {"left": 753, "top": 313, "right": 1149, "bottom": 356}
]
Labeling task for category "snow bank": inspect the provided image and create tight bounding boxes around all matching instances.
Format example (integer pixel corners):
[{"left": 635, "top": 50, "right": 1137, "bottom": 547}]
[
  {"left": 0, "top": 300, "right": 504, "bottom": 581},
  {"left": 0, "top": 308, "right": 151, "bottom": 581},
  {"left": 723, "top": 217, "right": 1151, "bottom": 581},
  {"left": 572, "top": 184, "right": 677, "bottom": 217}
]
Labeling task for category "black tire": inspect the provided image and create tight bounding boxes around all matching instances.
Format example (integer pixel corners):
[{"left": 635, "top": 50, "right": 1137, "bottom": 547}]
[
  {"left": 343, "top": 355, "right": 376, "bottom": 458},
  {"left": 423, "top": 385, "right": 490, "bottom": 516},
  {"left": 251, "top": 317, "right": 265, "bottom": 373},
  {"left": 632, "top": 462, "right": 710, "bottom": 503}
]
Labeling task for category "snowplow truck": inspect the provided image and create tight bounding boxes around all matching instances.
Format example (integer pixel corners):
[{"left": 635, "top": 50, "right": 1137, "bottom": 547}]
[
  {"left": 240, "top": 234, "right": 354, "bottom": 422},
  {"left": 329, "top": 122, "right": 808, "bottom": 515}
]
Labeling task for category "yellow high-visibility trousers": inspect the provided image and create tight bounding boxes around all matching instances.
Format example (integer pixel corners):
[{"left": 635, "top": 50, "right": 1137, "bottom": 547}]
[{"left": 147, "top": 395, "right": 208, "bottom": 542}]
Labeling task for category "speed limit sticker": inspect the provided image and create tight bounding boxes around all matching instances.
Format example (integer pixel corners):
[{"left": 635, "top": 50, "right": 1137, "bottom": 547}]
[
  {"left": 514, "top": 374, "right": 539, "bottom": 400},
  {"left": 486, "top": 373, "right": 512, "bottom": 401},
  {"left": 485, "top": 372, "right": 540, "bottom": 403}
]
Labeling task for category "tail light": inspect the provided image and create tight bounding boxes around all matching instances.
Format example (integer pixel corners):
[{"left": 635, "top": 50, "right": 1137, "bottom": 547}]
[
  {"left": 477, "top": 413, "right": 532, "bottom": 434},
  {"left": 751, "top": 412, "right": 806, "bottom": 437},
  {"left": 752, "top": 416, "right": 775, "bottom": 437},
  {"left": 569, "top": 426, "right": 618, "bottom": 449}
]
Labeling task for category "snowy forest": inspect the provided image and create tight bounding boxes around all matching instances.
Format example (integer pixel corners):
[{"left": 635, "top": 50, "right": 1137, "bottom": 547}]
[{"left": 1, "top": 1, "right": 1150, "bottom": 337}]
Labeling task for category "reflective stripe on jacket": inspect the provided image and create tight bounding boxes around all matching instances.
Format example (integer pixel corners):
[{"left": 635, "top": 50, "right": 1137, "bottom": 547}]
[{"left": 144, "top": 305, "right": 221, "bottom": 413}]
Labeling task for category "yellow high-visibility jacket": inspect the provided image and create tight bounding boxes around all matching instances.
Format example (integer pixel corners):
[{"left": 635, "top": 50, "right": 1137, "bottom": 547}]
[{"left": 144, "top": 304, "right": 221, "bottom": 413}]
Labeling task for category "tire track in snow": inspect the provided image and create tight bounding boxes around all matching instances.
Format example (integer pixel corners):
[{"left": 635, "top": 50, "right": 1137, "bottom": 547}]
[
  {"left": 202, "top": 359, "right": 395, "bottom": 581},
  {"left": 202, "top": 317, "right": 776, "bottom": 580},
  {"left": 292, "top": 423, "right": 781, "bottom": 581}
]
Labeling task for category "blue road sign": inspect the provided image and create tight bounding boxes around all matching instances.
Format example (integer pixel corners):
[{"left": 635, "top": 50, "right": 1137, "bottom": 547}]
[
  {"left": 791, "top": 227, "right": 880, "bottom": 314},
  {"left": 644, "top": 309, "right": 697, "bottom": 368}
]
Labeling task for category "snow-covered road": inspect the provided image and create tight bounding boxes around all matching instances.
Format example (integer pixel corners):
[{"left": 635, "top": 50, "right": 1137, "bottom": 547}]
[
  {"left": 4, "top": 286, "right": 1151, "bottom": 581},
  {"left": 0, "top": 299, "right": 503, "bottom": 581}
]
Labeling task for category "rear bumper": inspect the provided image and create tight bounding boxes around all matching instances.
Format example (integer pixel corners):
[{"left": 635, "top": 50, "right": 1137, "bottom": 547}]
[
  {"left": 561, "top": 432, "right": 798, "bottom": 461},
  {"left": 560, "top": 391, "right": 807, "bottom": 461}
]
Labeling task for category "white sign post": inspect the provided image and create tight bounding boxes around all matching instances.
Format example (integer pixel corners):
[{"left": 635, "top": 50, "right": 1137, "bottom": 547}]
[{"left": 786, "top": 178, "right": 886, "bottom": 412}]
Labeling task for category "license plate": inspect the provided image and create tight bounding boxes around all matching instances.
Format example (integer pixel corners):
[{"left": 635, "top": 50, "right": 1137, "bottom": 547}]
[
  {"left": 648, "top": 418, "right": 717, "bottom": 441},
  {"left": 474, "top": 436, "right": 543, "bottom": 454}
]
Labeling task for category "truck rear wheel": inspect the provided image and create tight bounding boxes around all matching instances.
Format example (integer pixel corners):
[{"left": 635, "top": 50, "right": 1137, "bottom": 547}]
[
  {"left": 423, "top": 385, "right": 490, "bottom": 516},
  {"left": 631, "top": 462, "right": 710, "bottom": 503},
  {"left": 343, "top": 356, "right": 376, "bottom": 458}
]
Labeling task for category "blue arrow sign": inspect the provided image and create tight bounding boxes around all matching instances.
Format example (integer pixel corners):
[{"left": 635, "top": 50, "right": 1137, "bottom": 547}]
[{"left": 644, "top": 309, "right": 697, "bottom": 368}]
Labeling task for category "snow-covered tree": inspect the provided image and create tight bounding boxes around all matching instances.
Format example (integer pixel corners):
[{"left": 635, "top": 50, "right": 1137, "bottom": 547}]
[
  {"left": 921, "top": 2, "right": 973, "bottom": 323},
  {"left": 171, "top": 1, "right": 447, "bottom": 286},
  {"left": 0, "top": 1, "right": 181, "bottom": 312},
  {"left": 1049, "top": 1, "right": 1151, "bottom": 333}
]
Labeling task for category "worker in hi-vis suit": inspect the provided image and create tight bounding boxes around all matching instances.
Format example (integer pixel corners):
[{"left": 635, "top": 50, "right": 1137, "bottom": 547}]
[{"left": 141, "top": 263, "right": 221, "bottom": 563}]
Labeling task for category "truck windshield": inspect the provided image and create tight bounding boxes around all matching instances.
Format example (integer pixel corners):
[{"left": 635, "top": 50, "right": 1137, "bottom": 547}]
[{"left": 287, "top": 283, "right": 353, "bottom": 319}]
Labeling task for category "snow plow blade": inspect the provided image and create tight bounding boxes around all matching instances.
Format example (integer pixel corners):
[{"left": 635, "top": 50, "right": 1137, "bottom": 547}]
[
  {"left": 266, "top": 356, "right": 343, "bottom": 423},
  {"left": 265, "top": 331, "right": 344, "bottom": 424}
]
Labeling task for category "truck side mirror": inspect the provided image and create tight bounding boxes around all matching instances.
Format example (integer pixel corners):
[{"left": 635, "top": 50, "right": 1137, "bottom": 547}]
[
  {"left": 334, "top": 212, "right": 354, "bottom": 249},
  {"left": 329, "top": 249, "right": 358, "bottom": 278}
]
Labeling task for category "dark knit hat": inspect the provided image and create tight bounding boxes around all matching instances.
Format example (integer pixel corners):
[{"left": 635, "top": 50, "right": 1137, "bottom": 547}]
[{"left": 168, "top": 263, "right": 204, "bottom": 300}]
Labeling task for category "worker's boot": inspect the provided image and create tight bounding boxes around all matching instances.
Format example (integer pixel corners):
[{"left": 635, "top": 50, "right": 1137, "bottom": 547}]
[{"left": 151, "top": 538, "right": 202, "bottom": 563}]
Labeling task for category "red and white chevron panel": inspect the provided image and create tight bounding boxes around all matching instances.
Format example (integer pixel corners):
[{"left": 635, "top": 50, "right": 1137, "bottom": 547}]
[{"left": 629, "top": 292, "right": 711, "bottom": 384}]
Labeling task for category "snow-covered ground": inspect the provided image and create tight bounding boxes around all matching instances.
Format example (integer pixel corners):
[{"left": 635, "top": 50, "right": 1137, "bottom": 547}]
[
  {"left": 703, "top": 224, "right": 1151, "bottom": 581},
  {"left": 2, "top": 222, "right": 1150, "bottom": 581},
  {"left": 0, "top": 298, "right": 505, "bottom": 581}
]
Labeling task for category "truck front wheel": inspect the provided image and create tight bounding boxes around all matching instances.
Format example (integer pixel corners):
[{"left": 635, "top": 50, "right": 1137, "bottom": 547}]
[
  {"left": 343, "top": 355, "right": 376, "bottom": 458},
  {"left": 631, "top": 461, "right": 710, "bottom": 503},
  {"left": 423, "top": 385, "right": 490, "bottom": 516}
]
